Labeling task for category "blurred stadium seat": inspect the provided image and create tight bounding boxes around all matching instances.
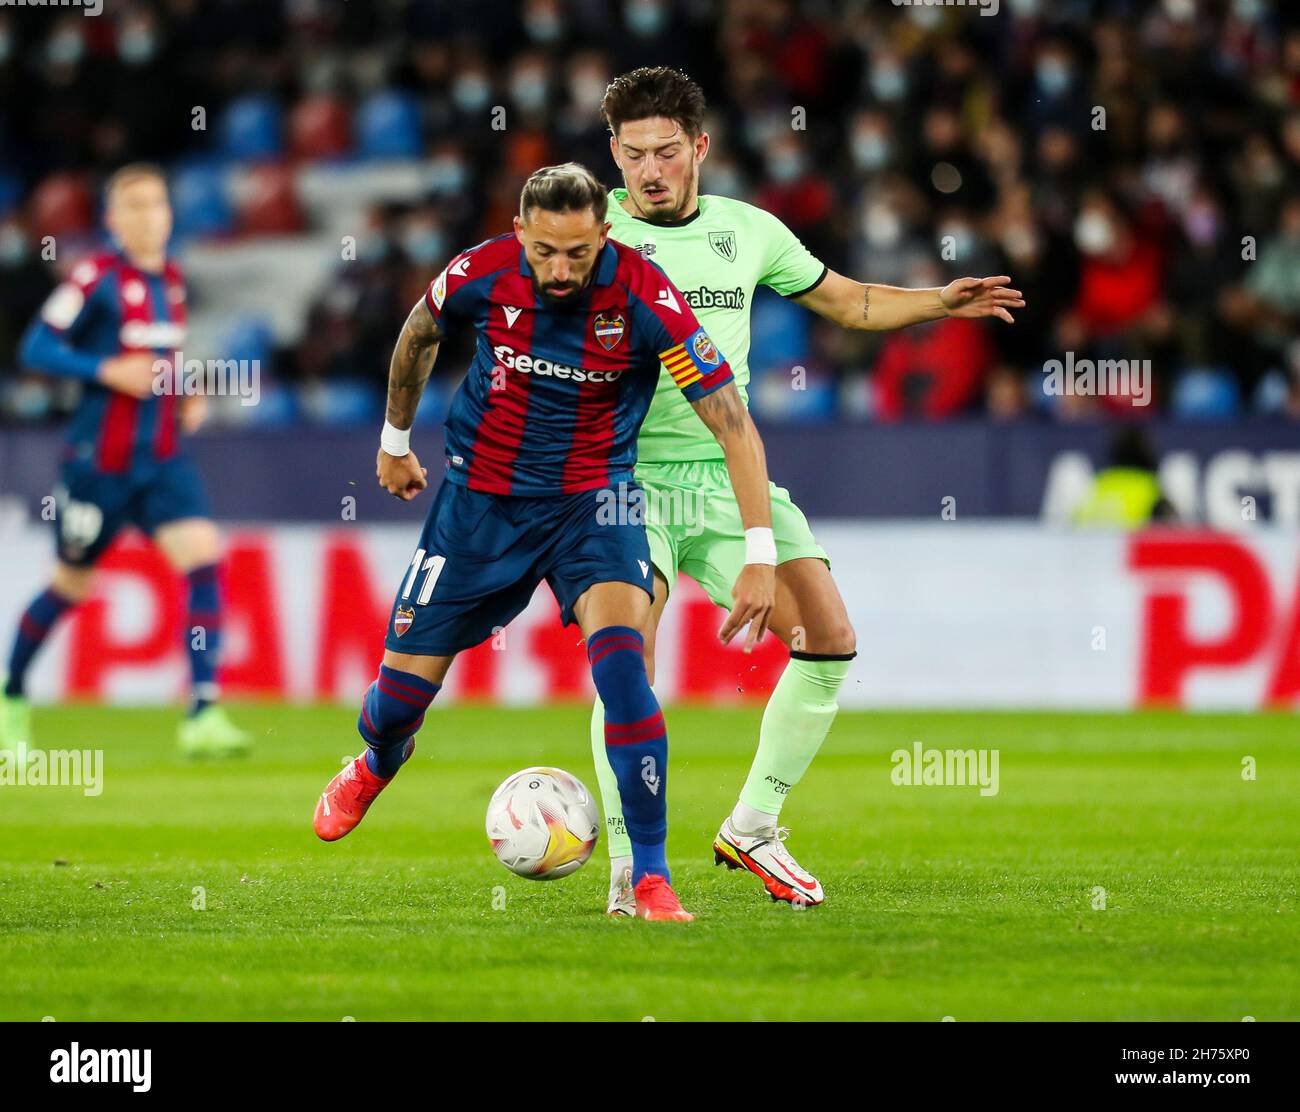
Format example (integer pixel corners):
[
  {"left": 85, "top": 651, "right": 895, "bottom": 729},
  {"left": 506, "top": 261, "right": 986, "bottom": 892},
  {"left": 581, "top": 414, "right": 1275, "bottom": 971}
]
[
  {"left": 170, "top": 164, "right": 235, "bottom": 241},
  {"left": 288, "top": 96, "right": 353, "bottom": 163},
  {"left": 355, "top": 92, "right": 423, "bottom": 161},
  {"left": 27, "top": 173, "right": 95, "bottom": 239},
  {"left": 1172, "top": 368, "right": 1242, "bottom": 421},
  {"left": 236, "top": 164, "right": 305, "bottom": 236},
  {"left": 219, "top": 95, "right": 284, "bottom": 162}
]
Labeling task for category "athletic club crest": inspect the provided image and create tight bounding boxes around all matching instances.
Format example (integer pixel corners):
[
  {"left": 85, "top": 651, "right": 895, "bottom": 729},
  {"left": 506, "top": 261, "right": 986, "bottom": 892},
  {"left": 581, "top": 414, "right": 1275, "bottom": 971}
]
[
  {"left": 708, "top": 230, "right": 737, "bottom": 262},
  {"left": 393, "top": 605, "right": 415, "bottom": 637},
  {"left": 594, "top": 312, "right": 626, "bottom": 351}
]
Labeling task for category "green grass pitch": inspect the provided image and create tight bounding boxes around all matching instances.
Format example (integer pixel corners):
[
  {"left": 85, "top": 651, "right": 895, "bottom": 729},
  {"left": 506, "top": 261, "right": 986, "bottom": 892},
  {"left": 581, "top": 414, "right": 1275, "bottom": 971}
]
[{"left": 0, "top": 704, "right": 1295, "bottom": 1021}]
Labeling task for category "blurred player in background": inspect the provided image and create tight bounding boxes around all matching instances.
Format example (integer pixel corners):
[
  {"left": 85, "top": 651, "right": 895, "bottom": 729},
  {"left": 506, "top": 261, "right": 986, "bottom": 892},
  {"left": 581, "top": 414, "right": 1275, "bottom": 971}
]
[
  {"left": 592, "top": 68, "right": 1025, "bottom": 914},
  {"left": 0, "top": 165, "right": 248, "bottom": 759},
  {"left": 311, "top": 163, "right": 777, "bottom": 922}
]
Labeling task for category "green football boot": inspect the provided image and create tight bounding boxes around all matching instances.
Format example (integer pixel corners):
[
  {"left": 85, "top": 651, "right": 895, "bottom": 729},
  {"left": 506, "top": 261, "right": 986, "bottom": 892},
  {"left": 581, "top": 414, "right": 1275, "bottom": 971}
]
[{"left": 178, "top": 704, "right": 251, "bottom": 759}]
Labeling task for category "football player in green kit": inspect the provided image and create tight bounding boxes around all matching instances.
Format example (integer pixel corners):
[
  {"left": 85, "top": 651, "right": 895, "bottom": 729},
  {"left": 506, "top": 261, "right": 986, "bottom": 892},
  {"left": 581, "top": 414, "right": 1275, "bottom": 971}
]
[{"left": 593, "top": 67, "right": 1024, "bottom": 914}]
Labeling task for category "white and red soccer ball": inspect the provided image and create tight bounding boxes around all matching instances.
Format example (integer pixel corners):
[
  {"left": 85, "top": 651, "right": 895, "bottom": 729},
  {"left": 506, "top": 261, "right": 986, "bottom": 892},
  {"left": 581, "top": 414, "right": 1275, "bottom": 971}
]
[{"left": 485, "top": 767, "right": 599, "bottom": 880}]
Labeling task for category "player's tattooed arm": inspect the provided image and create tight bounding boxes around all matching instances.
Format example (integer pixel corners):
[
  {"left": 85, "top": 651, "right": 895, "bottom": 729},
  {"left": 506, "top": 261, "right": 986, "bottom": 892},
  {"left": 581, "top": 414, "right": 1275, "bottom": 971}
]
[
  {"left": 377, "top": 299, "right": 442, "bottom": 501},
  {"left": 691, "top": 381, "right": 776, "bottom": 650},
  {"left": 691, "top": 383, "right": 770, "bottom": 531},
  {"left": 385, "top": 298, "right": 444, "bottom": 430},
  {"left": 691, "top": 378, "right": 751, "bottom": 439},
  {"left": 795, "top": 269, "right": 1024, "bottom": 331}
]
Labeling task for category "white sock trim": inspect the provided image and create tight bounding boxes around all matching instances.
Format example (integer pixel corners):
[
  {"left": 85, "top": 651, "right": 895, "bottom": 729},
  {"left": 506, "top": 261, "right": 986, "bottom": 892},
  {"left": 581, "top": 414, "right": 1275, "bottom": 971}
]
[{"left": 731, "top": 800, "right": 779, "bottom": 837}]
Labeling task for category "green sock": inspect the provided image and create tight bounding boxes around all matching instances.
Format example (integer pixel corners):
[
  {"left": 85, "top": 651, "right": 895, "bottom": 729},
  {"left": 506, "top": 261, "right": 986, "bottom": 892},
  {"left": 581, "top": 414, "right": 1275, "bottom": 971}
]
[
  {"left": 739, "top": 653, "right": 853, "bottom": 816},
  {"left": 589, "top": 696, "right": 632, "bottom": 859}
]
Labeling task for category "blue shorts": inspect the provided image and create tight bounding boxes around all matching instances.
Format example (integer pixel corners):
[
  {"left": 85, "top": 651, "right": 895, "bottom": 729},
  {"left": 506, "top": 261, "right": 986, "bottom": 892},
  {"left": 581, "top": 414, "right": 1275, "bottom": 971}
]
[
  {"left": 384, "top": 480, "right": 654, "bottom": 657},
  {"left": 53, "top": 454, "right": 213, "bottom": 567}
]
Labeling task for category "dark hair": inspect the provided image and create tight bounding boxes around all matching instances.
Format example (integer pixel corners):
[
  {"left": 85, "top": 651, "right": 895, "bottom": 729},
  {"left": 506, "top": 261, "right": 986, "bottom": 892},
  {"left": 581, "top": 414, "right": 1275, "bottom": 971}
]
[
  {"left": 518, "top": 162, "right": 608, "bottom": 222},
  {"left": 601, "top": 66, "right": 706, "bottom": 140},
  {"left": 1109, "top": 428, "right": 1158, "bottom": 472}
]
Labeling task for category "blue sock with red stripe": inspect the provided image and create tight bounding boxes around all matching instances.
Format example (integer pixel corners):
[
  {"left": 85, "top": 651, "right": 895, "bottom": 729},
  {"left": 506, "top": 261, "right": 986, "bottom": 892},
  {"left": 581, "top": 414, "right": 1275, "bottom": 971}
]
[
  {"left": 4, "top": 587, "right": 76, "bottom": 698},
  {"left": 186, "top": 564, "right": 222, "bottom": 715},
  {"left": 587, "top": 626, "right": 669, "bottom": 885},
  {"left": 357, "top": 665, "right": 439, "bottom": 778}
]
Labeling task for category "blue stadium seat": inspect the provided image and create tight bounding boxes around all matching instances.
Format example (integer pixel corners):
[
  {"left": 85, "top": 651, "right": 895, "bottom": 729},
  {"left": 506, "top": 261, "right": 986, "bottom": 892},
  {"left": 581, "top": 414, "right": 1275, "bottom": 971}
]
[
  {"left": 297, "top": 380, "right": 383, "bottom": 426},
  {"left": 218, "top": 95, "right": 284, "bottom": 161},
  {"left": 355, "top": 91, "right": 423, "bottom": 160},
  {"left": 0, "top": 169, "right": 22, "bottom": 217},
  {"left": 748, "top": 364, "right": 837, "bottom": 423},
  {"left": 170, "top": 165, "right": 234, "bottom": 240},
  {"left": 222, "top": 316, "right": 274, "bottom": 367},
  {"left": 1172, "top": 367, "right": 1240, "bottom": 420},
  {"left": 240, "top": 382, "right": 299, "bottom": 428},
  {"left": 750, "top": 287, "right": 810, "bottom": 369},
  {"left": 411, "top": 377, "right": 450, "bottom": 426},
  {"left": 1251, "top": 370, "right": 1290, "bottom": 415}
]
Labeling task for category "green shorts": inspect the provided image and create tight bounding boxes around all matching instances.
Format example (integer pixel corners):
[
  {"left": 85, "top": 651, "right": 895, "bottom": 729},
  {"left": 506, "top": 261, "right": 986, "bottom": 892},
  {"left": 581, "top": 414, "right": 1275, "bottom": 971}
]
[{"left": 636, "top": 459, "right": 828, "bottom": 607}]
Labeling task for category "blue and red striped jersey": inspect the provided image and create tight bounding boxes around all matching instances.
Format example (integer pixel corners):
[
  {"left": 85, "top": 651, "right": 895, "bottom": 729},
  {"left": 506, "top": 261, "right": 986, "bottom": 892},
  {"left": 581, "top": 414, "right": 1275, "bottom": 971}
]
[
  {"left": 424, "top": 234, "right": 733, "bottom": 496},
  {"left": 21, "top": 250, "right": 188, "bottom": 473}
]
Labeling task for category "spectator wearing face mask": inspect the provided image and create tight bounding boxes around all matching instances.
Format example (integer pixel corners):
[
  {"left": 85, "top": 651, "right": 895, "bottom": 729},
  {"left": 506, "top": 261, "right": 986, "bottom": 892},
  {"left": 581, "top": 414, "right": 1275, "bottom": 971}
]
[
  {"left": 1167, "top": 183, "right": 1247, "bottom": 374},
  {"left": 1060, "top": 189, "right": 1166, "bottom": 345},
  {"left": 1219, "top": 196, "right": 1300, "bottom": 397},
  {"left": 1057, "top": 188, "right": 1173, "bottom": 416},
  {"left": 754, "top": 133, "right": 835, "bottom": 263}
]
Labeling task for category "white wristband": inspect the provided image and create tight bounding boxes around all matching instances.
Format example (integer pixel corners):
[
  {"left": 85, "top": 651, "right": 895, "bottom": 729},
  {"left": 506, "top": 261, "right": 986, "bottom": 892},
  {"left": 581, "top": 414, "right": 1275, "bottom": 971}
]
[
  {"left": 380, "top": 420, "right": 411, "bottom": 457},
  {"left": 744, "top": 527, "right": 777, "bottom": 566}
]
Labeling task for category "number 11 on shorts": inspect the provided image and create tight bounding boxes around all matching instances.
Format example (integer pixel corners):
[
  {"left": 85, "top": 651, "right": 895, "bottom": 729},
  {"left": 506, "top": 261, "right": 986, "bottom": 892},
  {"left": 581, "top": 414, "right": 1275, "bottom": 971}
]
[{"left": 403, "top": 549, "right": 447, "bottom": 605}]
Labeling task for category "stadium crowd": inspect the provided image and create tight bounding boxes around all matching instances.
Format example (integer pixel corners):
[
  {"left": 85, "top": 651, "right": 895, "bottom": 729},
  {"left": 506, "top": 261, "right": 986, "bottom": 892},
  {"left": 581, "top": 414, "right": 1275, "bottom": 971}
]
[{"left": 1, "top": 0, "right": 1298, "bottom": 427}]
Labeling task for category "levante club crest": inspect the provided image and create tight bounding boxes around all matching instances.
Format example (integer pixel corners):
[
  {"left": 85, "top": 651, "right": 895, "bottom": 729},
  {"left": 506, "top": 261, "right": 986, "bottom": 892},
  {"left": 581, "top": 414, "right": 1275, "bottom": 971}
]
[
  {"left": 593, "top": 312, "right": 625, "bottom": 351},
  {"left": 393, "top": 605, "right": 415, "bottom": 637}
]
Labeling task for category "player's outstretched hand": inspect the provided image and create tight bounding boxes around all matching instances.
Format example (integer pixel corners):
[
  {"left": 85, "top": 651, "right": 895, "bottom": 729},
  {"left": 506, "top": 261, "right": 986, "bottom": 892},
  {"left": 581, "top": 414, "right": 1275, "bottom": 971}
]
[
  {"left": 376, "top": 447, "right": 428, "bottom": 501},
  {"left": 940, "top": 276, "right": 1026, "bottom": 324},
  {"left": 721, "top": 563, "right": 776, "bottom": 653},
  {"left": 97, "top": 352, "right": 159, "bottom": 399}
]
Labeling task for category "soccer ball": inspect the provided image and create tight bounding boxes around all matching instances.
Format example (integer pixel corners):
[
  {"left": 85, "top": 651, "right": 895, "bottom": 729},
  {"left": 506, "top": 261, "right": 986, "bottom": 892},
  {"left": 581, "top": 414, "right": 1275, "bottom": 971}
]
[{"left": 485, "top": 767, "right": 599, "bottom": 880}]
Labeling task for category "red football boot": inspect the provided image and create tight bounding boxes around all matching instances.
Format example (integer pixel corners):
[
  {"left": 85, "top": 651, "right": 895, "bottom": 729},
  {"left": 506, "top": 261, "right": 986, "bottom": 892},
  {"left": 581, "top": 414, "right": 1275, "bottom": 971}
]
[
  {"left": 313, "top": 746, "right": 410, "bottom": 841},
  {"left": 633, "top": 874, "right": 695, "bottom": 922}
]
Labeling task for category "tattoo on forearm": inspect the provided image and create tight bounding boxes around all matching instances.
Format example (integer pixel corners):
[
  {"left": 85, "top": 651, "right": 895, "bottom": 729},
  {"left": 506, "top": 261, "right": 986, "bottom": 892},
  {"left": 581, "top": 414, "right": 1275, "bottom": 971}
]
[
  {"left": 386, "top": 301, "right": 442, "bottom": 428},
  {"left": 863, "top": 285, "right": 870, "bottom": 323},
  {"left": 693, "top": 381, "right": 749, "bottom": 437}
]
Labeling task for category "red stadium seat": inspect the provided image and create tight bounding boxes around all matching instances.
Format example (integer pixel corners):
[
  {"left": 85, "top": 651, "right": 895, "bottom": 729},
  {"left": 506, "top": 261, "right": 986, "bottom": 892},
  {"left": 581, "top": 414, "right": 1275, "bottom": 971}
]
[
  {"left": 27, "top": 172, "right": 96, "bottom": 239},
  {"left": 288, "top": 96, "right": 352, "bottom": 161},
  {"left": 237, "top": 163, "right": 306, "bottom": 236}
]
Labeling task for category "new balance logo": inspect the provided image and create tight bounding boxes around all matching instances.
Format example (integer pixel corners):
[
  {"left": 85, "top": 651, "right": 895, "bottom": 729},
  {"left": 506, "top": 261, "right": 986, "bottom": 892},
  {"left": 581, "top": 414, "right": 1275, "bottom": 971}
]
[
  {"left": 654, "top": 288, "right": 680, "bottom": 314},
  {"left": 503, "top": 306, "right": 522, "bottom": 328}
]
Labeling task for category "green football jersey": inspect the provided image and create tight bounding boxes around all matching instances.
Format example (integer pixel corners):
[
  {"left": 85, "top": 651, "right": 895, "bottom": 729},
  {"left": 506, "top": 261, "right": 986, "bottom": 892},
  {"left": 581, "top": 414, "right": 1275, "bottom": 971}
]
[{"left": 606, "top": 188, "right": 827, "bottom": 462}]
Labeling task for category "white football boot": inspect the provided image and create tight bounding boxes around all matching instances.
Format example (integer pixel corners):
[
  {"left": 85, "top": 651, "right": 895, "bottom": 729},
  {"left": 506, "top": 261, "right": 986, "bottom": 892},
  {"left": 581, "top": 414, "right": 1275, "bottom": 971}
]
[
  {"left": 713, "top": 817, "right": 825, "bottom": 906},
  {"left": 606, "top": 863, "right": 636, "bottom": 917}
]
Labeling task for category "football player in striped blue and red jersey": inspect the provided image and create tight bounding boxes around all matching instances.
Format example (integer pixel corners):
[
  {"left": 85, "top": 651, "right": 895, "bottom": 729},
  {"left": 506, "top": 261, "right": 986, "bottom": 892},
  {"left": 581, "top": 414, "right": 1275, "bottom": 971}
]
[
  {"left": 0, "top": 165, "right": 248, "bottom": 759},
  {"left": 312, "top": 163, "right": 777, "bottom": 922}
]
